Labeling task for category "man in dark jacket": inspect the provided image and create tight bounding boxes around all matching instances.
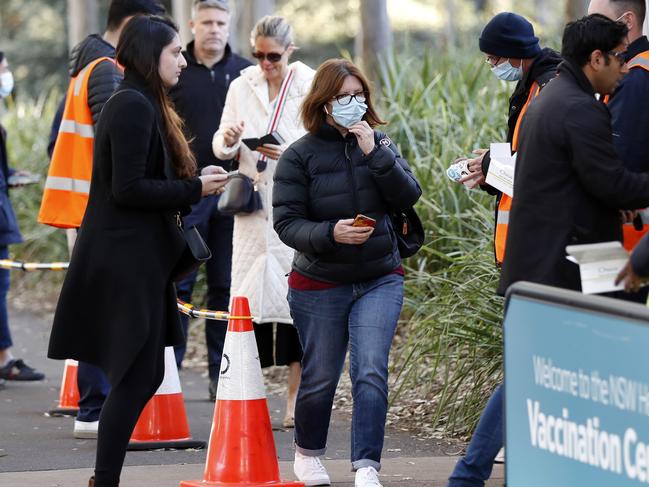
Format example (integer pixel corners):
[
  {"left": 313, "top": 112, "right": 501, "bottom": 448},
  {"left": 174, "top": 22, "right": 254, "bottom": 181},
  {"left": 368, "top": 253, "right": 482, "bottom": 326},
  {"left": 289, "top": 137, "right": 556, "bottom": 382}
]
[
  {"left": 169, "top": 0, "right": 251, "bottom": 401},
  {"left": 458, "top": 12, "right": 562, "bottom": 266},
  {"left": 446, "top": 14, "right": 560, "bottom": 487},
  {"left": 588, "top": 0, "right": 649, "bottom": 302},
  {"left": 498, "top": 14, "right": 649, "bottom": 295},
  {"left": 47, "top": 0, "right": 166, "bottom": 440}
]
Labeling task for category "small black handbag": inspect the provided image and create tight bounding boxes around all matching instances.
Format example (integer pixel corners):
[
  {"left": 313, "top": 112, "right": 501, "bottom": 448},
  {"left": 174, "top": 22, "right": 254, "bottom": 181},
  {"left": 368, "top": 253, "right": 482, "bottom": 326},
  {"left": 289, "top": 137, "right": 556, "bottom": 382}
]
[
  {"left": 171, "top": 216, "right": 212, "bottom": 282},
  {"left": 216, "top": 173, "right": 263, "bottom": 216},
  {"left": 391, "top": 207, "right": 424, "bottom": 258}
]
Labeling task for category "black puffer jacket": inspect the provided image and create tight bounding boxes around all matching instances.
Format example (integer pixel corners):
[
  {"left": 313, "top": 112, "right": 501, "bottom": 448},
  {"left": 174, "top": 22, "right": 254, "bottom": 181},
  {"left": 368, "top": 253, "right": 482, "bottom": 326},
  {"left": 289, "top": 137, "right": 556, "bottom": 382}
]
[
  {"left": 273, "top": 124, "right": 421, "bottom": 284},
  {"left": 68, "top": 34, "right": 122, "bottom": 125}
]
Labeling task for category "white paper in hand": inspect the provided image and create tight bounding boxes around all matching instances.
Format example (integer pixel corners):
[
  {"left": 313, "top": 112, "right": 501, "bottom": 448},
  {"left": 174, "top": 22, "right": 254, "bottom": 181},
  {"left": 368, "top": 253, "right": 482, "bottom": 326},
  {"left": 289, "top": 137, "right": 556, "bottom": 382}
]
[
  {"left": 565, "top": 241, "right": 629, "bottom": 294},
  {"left": 485, "top": 143, "right": 516, "bottom": 197}
]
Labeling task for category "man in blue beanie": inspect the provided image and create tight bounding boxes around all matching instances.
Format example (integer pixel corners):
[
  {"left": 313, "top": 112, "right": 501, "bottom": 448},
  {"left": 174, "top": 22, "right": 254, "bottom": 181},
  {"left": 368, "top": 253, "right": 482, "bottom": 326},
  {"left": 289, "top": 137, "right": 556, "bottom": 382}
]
[
  {"left": 446, "top": 12, "right": 561, "bottom": 487},
  {"left": 458, "top": 12, "right": 562, "bottom": 268}
]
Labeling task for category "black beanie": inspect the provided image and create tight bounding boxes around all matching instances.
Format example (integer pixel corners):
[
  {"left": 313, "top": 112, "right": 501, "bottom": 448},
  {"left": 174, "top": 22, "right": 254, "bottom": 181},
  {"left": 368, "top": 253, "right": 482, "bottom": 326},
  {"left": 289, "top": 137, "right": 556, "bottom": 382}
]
[{"left": 479, "top": 12, "right": 541, "bottom": 59}]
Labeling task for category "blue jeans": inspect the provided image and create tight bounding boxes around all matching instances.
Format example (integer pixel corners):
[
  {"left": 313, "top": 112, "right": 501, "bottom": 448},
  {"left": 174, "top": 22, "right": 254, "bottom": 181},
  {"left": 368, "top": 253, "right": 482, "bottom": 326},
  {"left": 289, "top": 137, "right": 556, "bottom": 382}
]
[
  {"left": 0, "top": 246, "right": 10, "bottom": 350},
  {"left": 77, "top": 361, "right": 110, "bottom": 422},
  {"left": 447, "top": 384, "right": 503, "bottom": 487},
  {"left": 174, "top": 195, "right": 233, "bottom": 381},
  {"left": 288, "top": 272, "right": 404, "bottom": 471}
]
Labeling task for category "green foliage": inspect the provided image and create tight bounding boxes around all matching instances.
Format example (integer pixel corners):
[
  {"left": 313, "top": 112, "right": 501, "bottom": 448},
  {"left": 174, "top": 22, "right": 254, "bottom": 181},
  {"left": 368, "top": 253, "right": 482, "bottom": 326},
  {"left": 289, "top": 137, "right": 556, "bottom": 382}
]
[
  {"left": 381, "top": 51, "right": 510, "bottom": 435},
  {"left": 2, "top": 90, "right": 68, "bottom": 290}
]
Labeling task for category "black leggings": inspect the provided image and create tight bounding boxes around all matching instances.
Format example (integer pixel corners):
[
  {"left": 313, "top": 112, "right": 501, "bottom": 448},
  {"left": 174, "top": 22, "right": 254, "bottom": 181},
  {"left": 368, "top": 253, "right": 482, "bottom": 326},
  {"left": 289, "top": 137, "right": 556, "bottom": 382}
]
[{"left": 93, "top": 329, "right": 166, "bottom": 486}]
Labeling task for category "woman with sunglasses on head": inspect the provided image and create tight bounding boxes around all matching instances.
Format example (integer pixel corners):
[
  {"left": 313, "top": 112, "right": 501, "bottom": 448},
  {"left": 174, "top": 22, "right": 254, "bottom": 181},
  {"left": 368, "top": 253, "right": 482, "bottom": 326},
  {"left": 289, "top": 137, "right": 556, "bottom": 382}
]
[
  {"left": 212, "top": 15, "right": 314, "bottom": 428},
  {"left": 273, "top": 59, "right": 421, "bottom": 487},
  {"left": 48, "top": 15, "right": 228, "bottom": 486}
]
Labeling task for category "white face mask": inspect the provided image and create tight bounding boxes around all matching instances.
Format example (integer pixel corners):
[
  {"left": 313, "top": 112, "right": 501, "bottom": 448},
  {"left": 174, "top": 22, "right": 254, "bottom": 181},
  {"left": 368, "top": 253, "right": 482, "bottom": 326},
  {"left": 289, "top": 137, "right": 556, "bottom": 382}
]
[
  {"left": 491, "top": 59, "right": 523, "bottom": 82},
  {"left": 0, "top": 71, "right": 14, "bottom": 98}
]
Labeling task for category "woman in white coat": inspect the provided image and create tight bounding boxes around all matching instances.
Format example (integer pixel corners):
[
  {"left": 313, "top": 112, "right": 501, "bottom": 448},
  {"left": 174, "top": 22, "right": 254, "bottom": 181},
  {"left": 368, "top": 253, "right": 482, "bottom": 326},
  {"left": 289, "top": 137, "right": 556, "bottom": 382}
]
[{"left": 212, "top": 15, "right": 314, "bottom": 428}]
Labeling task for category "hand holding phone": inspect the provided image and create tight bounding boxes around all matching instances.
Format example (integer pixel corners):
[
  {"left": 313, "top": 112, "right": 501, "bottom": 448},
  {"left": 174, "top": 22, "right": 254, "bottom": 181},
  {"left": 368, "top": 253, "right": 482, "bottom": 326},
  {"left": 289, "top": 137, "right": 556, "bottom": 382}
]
[{"left": 351, "top": 214, "right": 377, "bottom": 228}]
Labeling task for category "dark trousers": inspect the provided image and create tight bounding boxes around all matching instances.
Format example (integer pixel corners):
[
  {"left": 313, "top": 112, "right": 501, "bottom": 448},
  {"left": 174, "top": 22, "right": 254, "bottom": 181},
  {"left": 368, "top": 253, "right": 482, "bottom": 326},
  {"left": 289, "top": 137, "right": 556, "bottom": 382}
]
[
  {"left": 447, "top": 384, "right": 503, "bottom": 487},
  {"left": 77, "top": 361, "right": 110, "bottom": 422},
  {"left": 174, "top": 195, "right": 233, "bottom": 381},
  {"left": 0, "top": 246, "right": 11, "bottom": 350},
  {"left": 94, "top": 325, "right": 166, "bottom": 486}
]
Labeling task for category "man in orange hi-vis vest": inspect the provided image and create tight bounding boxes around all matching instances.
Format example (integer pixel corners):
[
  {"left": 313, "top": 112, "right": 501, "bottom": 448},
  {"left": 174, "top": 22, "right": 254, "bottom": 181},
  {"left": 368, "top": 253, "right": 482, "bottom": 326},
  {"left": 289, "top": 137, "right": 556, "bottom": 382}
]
[
  {"left": 446, "top": 13, "right": 561, "bottom": 487},
  {"left": 41, "top": 0, "right": 165, "bottom": 441},
  {"left": 589, "top": 0, "right": 649, "bottom": 303},
  {"left": 453, "top": 13, "right": 561, "bottom": 268}
]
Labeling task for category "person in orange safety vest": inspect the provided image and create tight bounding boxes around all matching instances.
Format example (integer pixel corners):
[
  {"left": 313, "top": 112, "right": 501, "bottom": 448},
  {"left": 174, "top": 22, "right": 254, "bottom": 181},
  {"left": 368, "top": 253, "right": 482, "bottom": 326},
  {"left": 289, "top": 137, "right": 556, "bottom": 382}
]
[
  {"left": 589, "top": 0, "right": 649, "bottom": 303},
  {"left": 453, "top": 13, "right": 561, "bottom": 267}
]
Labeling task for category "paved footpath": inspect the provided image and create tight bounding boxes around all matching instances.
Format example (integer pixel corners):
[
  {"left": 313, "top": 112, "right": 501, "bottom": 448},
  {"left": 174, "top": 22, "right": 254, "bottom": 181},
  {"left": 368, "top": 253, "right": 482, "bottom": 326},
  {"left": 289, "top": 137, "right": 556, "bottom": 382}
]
[{"left": 0, "top": 308, "right": 504, "bottom": 486}]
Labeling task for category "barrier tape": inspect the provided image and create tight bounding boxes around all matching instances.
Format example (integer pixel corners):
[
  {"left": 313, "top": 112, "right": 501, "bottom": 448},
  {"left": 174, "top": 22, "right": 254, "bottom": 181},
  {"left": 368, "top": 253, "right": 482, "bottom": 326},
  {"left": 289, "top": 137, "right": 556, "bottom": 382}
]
[
  {"left": 0, "top": 259, "right": 252, "bottom": 323},
  {"left": 0, "top": 259, "right": 69, "bottom": 271},
  {"left": 176, "top": 300, "right": 230, "bottom": 322}
]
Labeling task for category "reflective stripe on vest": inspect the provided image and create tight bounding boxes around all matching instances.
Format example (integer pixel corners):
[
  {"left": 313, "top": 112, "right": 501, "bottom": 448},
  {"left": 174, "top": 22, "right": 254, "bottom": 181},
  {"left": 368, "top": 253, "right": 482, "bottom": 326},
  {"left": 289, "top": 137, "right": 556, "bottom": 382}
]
[
  {"left": 605, "top": 51, "right": 649, "bottom": 251},
  {"left": 38, "top": 57, "right": 117, "bottom": 229},
  {"left": 495, "top": 81, "right": 541, "bottom": 264}
]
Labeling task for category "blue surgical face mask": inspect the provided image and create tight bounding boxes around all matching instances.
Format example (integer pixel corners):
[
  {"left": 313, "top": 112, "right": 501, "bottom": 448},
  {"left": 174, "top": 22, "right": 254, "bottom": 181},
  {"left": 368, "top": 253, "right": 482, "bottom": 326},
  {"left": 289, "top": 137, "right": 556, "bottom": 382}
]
[
  {"left": 0, "top": 71, "right": 14, "bottom": 98},
  {"left": 329, "top": 98, "right": 368, "bottom": 128},
  {"left": 491, "top": 59, "right": 522, "bottom": 82}
]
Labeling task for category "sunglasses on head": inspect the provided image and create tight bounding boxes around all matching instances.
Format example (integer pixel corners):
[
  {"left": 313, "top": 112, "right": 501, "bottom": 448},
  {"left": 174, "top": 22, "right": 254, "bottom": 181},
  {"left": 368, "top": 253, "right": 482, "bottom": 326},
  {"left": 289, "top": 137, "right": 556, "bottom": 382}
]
[{"left": 251, "top": 50, "right": 286, "bottom": 63}]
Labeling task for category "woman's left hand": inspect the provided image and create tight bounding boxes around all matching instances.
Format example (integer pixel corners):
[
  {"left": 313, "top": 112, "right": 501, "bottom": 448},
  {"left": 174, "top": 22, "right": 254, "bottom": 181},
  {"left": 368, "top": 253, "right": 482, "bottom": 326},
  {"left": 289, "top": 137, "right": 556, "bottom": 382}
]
[
  {"left": 348, "top": 121, "right": 375, "bottom": 155},
  {"left": 256, "top": 144, "right": 284, "bottom": 161},
  {"left": 200, "top": 165, "right": 227, "bottom": 176}
]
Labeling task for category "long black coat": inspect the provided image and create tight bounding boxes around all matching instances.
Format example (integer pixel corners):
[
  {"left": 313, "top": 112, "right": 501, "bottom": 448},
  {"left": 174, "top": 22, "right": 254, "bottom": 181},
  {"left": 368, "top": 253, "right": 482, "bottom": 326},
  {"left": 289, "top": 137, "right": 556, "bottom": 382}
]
[
  {"left": 48, "top": 73, "right": 202, "bottom": 384},
  {"left": 498, "top": 61, "right": 649, "bottom": 294}
]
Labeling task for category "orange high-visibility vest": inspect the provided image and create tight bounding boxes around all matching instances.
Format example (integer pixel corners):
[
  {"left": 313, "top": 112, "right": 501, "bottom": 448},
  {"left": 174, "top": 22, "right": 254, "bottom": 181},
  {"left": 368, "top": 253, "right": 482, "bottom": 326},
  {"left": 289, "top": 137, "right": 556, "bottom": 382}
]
[
  {"left": 38, "top": 57, "right": 117, "bottom": 228},
  {"left": 605, "top": 51, "right": 649, "bottom": 251},
  {"left": 494, "top": 81, "right": 541, "bottom": 264}
]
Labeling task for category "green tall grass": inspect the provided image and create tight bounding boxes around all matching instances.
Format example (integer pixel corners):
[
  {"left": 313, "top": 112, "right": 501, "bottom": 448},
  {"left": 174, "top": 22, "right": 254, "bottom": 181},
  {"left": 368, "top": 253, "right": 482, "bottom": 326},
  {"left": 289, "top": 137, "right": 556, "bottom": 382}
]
[
  {"left": 2, "top": 90, "right": 68, "bottom": 292},
  {"left": 382, "top": 52, "right": 511, "bottom": 435}
]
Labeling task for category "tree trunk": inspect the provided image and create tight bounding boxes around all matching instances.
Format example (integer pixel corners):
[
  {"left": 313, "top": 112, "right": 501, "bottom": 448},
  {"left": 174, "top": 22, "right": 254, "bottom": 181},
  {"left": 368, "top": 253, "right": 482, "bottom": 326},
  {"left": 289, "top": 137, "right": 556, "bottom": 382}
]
[
  {"left": 230, "top": 0, "right": 276, "bottom": 55},
  {"left": 356, "top": 0, "right": 393, "bottom": 91},
  {"left": 565, "top": 0, "right": 590, "bottom": 22},
  {"left": 67, "top": 0, "right": 99, "bottom": 52},
  {"left": 172, "top": 0, "right": 193, "bottom": 46}
]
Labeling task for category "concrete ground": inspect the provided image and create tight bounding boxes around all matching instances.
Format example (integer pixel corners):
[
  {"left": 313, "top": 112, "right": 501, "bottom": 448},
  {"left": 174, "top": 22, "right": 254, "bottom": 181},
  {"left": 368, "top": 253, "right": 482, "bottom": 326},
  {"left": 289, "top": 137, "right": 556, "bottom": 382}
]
[{"left": 0, "top": 308, "right": 504, "bottom": 486}]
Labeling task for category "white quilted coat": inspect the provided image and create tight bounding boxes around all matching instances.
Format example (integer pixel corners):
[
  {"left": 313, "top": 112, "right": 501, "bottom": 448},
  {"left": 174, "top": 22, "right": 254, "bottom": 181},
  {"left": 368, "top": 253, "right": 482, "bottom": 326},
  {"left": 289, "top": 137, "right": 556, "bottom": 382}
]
[{"left": 213, "top": 61, "right": 315, "bottom": 324}]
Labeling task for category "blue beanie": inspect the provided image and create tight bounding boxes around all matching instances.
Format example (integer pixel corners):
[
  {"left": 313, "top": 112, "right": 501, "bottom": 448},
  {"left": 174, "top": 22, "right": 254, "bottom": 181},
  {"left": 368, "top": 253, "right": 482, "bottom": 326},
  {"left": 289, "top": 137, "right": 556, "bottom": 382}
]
[{"left": 479, "top": 12, "right": 541, "bottom": 59}]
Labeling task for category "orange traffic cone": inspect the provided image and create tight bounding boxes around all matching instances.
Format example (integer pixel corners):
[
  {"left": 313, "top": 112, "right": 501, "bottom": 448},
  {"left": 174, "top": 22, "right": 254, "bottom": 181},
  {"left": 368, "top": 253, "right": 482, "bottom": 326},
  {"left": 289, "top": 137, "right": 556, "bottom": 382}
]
[
  {"left": 180, "top": 296, "right": 303, "bottom": 487},
  {"left": 127, "top": 347, "right": 205, "bottom": 450},
  {"left": 47, "top": 359, "right": 80, "bottom": 417}
]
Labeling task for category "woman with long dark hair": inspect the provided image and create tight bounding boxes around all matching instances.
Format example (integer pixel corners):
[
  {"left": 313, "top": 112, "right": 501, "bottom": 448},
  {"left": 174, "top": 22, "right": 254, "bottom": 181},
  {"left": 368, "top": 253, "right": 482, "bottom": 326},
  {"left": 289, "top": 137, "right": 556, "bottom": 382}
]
[{"left": 47, "top": 15, "right": 228, "bottom": 487}]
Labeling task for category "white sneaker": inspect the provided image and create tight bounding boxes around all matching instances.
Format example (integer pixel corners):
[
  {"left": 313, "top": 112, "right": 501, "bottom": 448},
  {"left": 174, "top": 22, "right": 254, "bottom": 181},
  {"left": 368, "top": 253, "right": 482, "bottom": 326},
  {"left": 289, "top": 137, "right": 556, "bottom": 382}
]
[
  {"left": 293, "top": 451, "right": 331, "bottom": 486},
  {"left": 73, "top": 419, "right": 99, "bottom": 439},
  {"left": 494, "top": 447, "right": 505, "bottom": 464},
  {"left": 355, "top": 466, "right": 382, "bottom": 487}
]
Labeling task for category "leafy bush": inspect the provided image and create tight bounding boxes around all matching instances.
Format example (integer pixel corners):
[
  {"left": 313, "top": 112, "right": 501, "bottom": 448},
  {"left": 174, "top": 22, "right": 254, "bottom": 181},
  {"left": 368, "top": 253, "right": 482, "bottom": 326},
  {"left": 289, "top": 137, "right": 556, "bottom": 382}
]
[
  {"left": 381, "top": 52, "right": 511, "bottom": 435},
  {"left": 2, "top": 90, "right": 68, "bottom": 293}
]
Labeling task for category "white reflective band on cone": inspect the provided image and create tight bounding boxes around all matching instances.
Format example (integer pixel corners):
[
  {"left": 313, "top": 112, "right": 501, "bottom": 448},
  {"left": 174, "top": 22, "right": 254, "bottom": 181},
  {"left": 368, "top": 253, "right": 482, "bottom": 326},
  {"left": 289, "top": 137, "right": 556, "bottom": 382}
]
[
  {"left": 154, "top": 347, "right": 182, "bottom": 395},
  {"left": 216, "top": 331, "right": 266, "bottom": 401},
  {"left": 65, "top": 359, "right": 79, "bottom": 366}
]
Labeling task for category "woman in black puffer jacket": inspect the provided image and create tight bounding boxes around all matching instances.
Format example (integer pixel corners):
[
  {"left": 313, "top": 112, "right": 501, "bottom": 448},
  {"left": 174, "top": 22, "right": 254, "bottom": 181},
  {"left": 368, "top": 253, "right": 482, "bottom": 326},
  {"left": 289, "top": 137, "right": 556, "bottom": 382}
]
[{"left": 273, "top": 58, "right": 421, "bottom": 487}]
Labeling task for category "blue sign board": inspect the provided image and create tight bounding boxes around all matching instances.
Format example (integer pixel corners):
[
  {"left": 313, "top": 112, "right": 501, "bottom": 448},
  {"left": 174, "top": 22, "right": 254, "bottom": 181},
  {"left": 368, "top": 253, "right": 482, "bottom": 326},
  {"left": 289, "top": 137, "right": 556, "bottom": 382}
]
[{"left": 504, "top": 283, "right": 649, "bottom": 486}]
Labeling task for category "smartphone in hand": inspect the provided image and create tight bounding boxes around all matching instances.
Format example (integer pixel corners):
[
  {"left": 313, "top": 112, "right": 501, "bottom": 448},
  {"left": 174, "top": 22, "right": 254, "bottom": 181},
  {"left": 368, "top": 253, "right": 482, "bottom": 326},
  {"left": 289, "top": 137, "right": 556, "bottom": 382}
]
[{"left": 352, "top": 214, "right": 377, "bottom": 228}]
